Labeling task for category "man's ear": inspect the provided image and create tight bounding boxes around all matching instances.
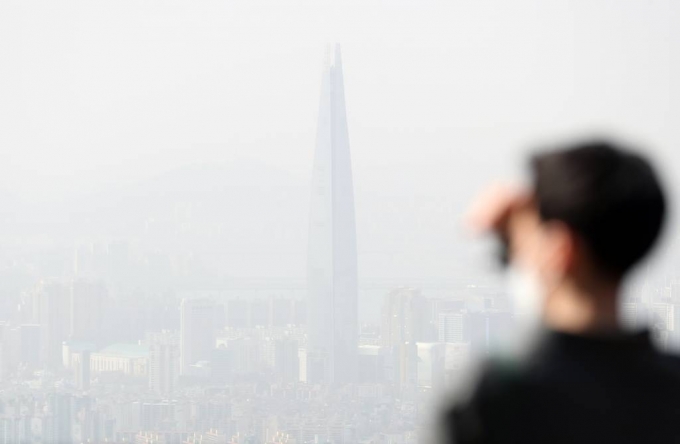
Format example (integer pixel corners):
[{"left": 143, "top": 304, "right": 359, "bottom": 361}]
[{"left": 542, "top": 221, "right": 577, "bottom": 277}]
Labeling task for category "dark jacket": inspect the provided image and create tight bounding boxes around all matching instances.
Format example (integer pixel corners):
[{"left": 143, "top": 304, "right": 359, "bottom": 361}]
[{"left": 439, "top": 330, "right": 680, "bottom": 444}]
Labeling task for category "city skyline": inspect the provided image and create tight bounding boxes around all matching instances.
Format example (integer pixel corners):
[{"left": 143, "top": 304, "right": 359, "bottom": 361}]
[{"left": 0, "top": 1, "right": 678, "bottom": 442}]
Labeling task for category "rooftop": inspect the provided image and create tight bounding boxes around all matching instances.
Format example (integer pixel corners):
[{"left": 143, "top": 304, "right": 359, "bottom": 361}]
[{"left": 95, "top": 343, "right": 149, "bottom": 358}]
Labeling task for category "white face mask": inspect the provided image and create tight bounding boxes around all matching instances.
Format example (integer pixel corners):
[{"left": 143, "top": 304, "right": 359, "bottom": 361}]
[
  {"left": 504, "top": 264, "right": 546, "bottom": 354},
  {"left": 507, "top": 264, "right": 545, "bottom": 324}
]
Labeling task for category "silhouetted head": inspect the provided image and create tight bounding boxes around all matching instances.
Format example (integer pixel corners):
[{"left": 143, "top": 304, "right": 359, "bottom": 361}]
[
  {"left": 471, "top": 139, "right": 666, "bottom": 330},
  {"left": 528, "top": 140, "right": 666, "bottom": 281},
  {"left": 468, "top": 138, "right": 667, "bottom": 330}
]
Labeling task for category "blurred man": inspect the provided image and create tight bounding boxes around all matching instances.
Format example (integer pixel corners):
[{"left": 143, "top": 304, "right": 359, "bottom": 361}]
[{"left": 439, "top": 140, "right": 680, "bottom": 443}]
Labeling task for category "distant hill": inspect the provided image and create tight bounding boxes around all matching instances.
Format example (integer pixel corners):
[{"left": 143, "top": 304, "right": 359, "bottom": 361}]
[{"left": 0, "top": 160, "right": 311, "bottom": 254}]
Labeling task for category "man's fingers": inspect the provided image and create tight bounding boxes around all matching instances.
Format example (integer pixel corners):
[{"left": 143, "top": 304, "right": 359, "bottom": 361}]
[{"left": 466, "top": 184, "right": 531, "bottom": 235}]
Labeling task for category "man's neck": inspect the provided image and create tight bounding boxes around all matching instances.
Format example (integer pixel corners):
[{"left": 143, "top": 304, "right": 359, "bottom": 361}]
[{"left": 543, "top": 280, "right": 621, "bottom": 335}]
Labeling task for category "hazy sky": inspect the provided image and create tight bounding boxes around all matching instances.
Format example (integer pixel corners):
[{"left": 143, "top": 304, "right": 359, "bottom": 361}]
[
  {"left": 1, "top": 1, "right": 679, "bottom": 193},
  {"left": 1, "top": 1, "right": 679, "bottom": 278}
]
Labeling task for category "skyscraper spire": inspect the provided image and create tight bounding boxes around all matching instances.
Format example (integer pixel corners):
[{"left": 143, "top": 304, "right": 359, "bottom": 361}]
[{"left": 306, "top": 44, "right": 358, "bottom": 384}]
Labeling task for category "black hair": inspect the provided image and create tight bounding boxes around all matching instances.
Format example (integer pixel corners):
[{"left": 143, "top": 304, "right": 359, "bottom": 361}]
[{"left": 530, "top": 139, "right": 666, "bottom": 278}]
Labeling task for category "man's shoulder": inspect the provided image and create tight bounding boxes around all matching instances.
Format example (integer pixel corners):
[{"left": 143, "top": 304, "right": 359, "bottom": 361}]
[
  {"left": 655, "top": 349, "right": 680, "bottom": 368},
  {"left": 438, "top": 340, "right": 680, "bottom": 443},
  {"left": 648, "top": 350, "right": 680, "bottom": 387},
  {"left": 437, "top": 357, "right": 531, "bottom": 443},
  {"left": 443, "top": 355, "right": 530, "bottom": 416},
  {"left": 474, "top": 354, "right": 535, "bottom": 395}
]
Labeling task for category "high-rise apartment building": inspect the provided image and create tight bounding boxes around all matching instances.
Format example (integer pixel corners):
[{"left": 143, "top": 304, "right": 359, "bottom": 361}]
[
  {"left": 33, "top": 281, "right": 71, "bottom": 369},
  {"left": 70, "top": 280, "right": 106, "bottom": 344},
  {"left": 381, "top": 288, "right": 428, "bottom": 347},
  {"left": 180, "top": 299, "right": 217, "bottom": 376},
  {"left": 463, "top": 311, "right": 514, "bottom": 355},
  {"left": 45, "top": 393, "right": 73, "bottom": 444},
  {"left": 273, "top": 339, "right": 300, "bottom": 383},
  {"left": 225, "top": 299, "right": 249, "bottom": 329},
  {"left": 75, "top": 350, "right": 91, "bottom": 391},
  {"left": 148, "top": 330, "right": 180, "bottom": 395},
  {"left": 438, "top": 312, "right": 465, "bottom": 343}
]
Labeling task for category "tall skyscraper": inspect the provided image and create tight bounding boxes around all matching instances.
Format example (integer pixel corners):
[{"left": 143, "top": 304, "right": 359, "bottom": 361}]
[
  {"left": 307, "top": 44, "right": 358, "bottom": 384},
  {"left": 180, "top": 299, "right": 217, "bottom": 376}
]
